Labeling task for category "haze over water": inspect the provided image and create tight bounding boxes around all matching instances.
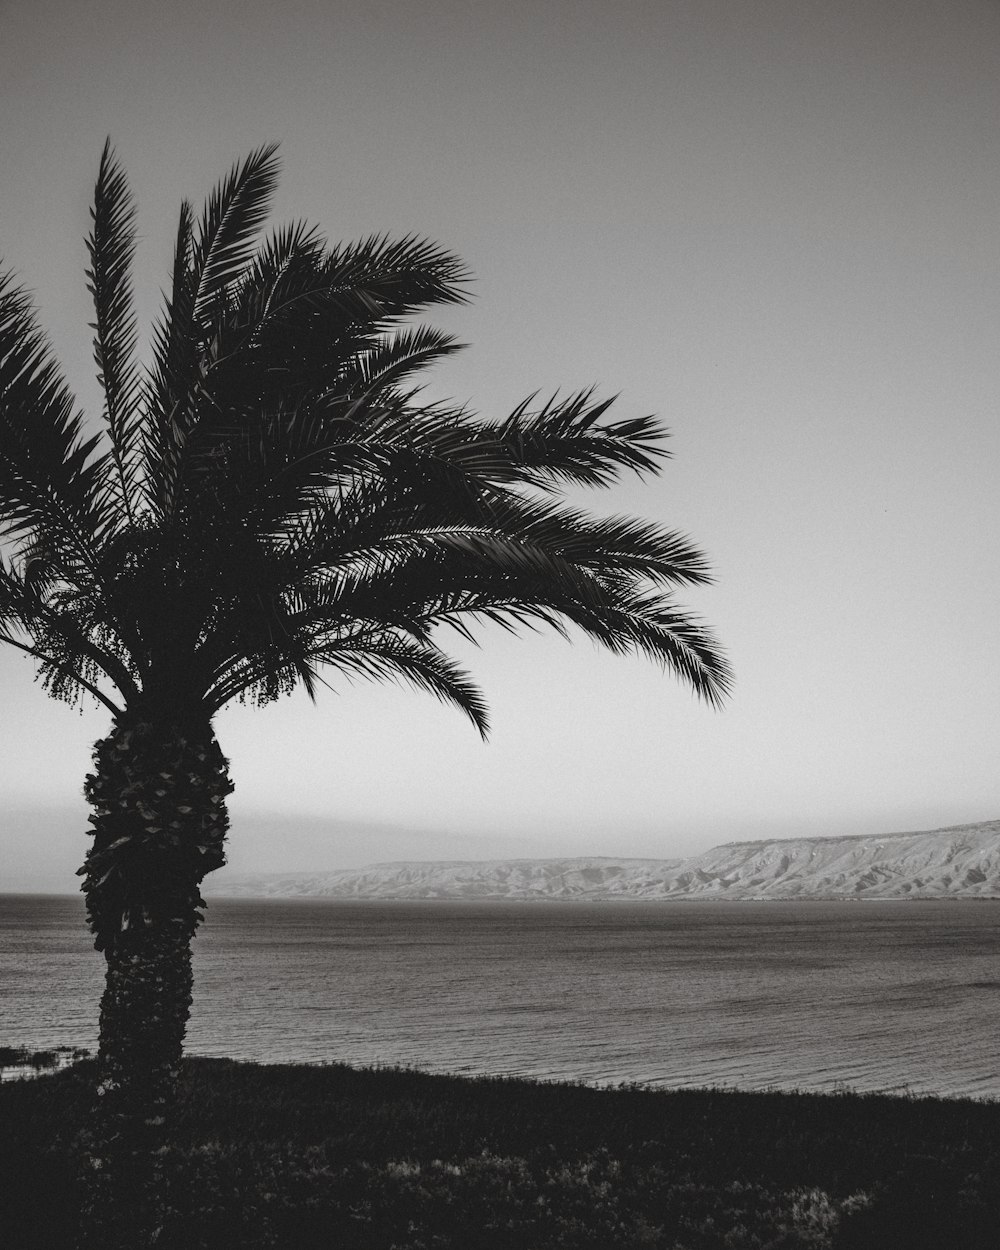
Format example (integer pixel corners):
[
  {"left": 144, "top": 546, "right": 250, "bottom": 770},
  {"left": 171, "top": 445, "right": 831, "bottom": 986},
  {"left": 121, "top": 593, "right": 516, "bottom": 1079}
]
[{"left": 2, "top": 895, "right": 998, "bottom": 1099}]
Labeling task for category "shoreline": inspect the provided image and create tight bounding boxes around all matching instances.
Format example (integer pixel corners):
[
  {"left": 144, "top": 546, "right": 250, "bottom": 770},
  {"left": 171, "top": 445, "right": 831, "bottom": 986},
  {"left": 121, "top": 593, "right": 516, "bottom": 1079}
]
[
  {"left": 4, "top": 1047, "right": 997, "bottom": 1105},
  {"left": 206, "top": 893, "right": 1000, "bottom": 903}
]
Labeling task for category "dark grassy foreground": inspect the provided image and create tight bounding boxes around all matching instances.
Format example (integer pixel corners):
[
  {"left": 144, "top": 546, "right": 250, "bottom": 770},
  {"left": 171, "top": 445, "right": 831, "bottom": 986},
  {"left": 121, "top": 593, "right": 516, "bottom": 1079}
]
[
  {"left": 0, "top": 1046, "right": 91, "bottom": 1073},
  {"left": 1, "top": 1060, "right": 997, "bottom": 1249}
]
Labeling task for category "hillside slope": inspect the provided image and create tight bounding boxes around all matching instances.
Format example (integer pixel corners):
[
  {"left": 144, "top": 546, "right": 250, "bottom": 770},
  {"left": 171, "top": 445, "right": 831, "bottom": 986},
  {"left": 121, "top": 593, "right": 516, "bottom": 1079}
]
[{"left": 203, "top": 819, "right": 1000, "bottom": 901}]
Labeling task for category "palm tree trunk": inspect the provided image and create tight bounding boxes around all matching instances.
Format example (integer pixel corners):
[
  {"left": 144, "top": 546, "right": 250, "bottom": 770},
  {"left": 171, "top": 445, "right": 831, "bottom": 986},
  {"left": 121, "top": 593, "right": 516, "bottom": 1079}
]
[{"left": 75, "top": 713, "right": 232, "bottom": 1248}]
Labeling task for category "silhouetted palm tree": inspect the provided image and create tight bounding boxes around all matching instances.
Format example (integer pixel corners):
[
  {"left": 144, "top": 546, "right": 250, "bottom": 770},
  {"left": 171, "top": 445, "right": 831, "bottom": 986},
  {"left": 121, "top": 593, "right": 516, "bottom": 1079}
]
[{"left": 0, "top": 142, "right": 730, "bottom": 1243}]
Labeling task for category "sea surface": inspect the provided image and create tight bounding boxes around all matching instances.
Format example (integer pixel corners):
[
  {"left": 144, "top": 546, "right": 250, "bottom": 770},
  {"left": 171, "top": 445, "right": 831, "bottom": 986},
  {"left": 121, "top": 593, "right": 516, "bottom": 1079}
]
[{"left": 1, "top": 894, "right": 998, "bottom": 1098}]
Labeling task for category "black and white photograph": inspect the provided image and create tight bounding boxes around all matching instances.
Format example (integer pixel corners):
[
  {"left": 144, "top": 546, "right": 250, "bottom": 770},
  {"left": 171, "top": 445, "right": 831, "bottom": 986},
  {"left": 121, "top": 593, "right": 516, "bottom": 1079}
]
[{"left": 1, "top": 2, "right": 998, "bottom": 1246}]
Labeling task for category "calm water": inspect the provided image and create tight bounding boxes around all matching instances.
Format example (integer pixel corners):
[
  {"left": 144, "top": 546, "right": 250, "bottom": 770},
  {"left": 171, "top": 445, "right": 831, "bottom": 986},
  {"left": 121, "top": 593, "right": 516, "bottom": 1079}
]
[{"left": 1, "top": 895, "right": 998, "bottom": 1098}]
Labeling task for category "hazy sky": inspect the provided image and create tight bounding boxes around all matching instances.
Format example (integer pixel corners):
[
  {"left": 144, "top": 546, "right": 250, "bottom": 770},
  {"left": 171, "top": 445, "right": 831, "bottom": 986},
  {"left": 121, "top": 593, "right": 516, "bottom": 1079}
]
[{"left": 2, "top": 0, "right": 998, "bottom": 890}]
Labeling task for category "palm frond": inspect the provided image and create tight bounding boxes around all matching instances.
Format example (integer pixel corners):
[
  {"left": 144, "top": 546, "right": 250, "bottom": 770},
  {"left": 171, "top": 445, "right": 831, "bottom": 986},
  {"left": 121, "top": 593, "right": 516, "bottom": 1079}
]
[
  {"left": 474, "top": 494, "right": 716, "bottom": 588},
  {"left": 145, "top": 224, "right": 470, "bottom": 519},
  {"left": 206, "top": 235, "right": 469, "bottom": 410},
  {"left": 375, "top": 575, "right": 731, "bottom": 711},
  {"left": 341, "top": 325, "right": 466, "bottom": 401},
  {"left": 145, "top": 145, "right": 282, "bottom": 516},
  {"left": 145, "top": 199, "right": 196, "bottom": 514},
  {"left": 485, "top": 389, "right": 669, "bottom": 489},
  {"left": 319, "top": 233, "right": 470, "bottom": 319},
  {"left": 309, "top": 633, "right": 490, "bottom": 736},
  {"left": 191, "top": 143, "right": 281, "bottom": 326},
  {"left": 294, "top": 520, "right": 729, "bottom": 709},
  {"left": 0, "top": 553, "right": 136, "bottom": 711},
  {"left": 0, "top": 272, "right": 110, "bottom": 567},
  {"left": 203, "top": 233, "right": 468, "bottom": 405},
  {"left": 86, "top": 139, "right": 143, "bottom": 525},
  {"left": 225, "top": 220, "right": 327, "bottom": 341},
  {"left": 566, "top": 591, "right": 733, "bottom": 710},
  {"left": 0, "top": 629, "right": 124, "bottom": 715}
]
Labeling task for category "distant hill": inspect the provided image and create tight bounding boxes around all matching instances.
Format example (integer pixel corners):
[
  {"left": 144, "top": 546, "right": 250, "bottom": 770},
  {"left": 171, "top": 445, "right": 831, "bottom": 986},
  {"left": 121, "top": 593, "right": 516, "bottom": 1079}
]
[{"left": 202, "top": 819, "right": 1000, "bottom": 901}]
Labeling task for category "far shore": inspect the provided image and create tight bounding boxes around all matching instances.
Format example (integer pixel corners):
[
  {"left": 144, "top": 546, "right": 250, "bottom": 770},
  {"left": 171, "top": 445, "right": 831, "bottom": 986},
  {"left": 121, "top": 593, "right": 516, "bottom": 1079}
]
[{"left": 5, "top": 887, "right": 1000, "bottom": 902}]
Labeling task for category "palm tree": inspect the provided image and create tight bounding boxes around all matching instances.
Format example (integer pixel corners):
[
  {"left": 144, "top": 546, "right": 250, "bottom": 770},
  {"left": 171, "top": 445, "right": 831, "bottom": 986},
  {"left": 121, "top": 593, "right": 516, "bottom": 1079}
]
[{"left": 0, "top": 142, "right": 730, "bottom": 1243}]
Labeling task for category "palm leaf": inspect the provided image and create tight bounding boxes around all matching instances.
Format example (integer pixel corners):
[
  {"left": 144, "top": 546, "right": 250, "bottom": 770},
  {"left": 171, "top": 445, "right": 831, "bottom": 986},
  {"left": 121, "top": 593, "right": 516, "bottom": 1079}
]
[
  {"left": 0, "top": 553, "right": 134, "bottom": 712},
  {"left": 145, "top": 199, "right": 196, "bottom": 514},
  {"left": 473, "top": 495, "right": 716, "bottom": 587},
  {"left": 86, "top": 139, "right": 143, "bottom": 524},
  {"left": 564, "top": 590, "right": 733, "bottom": 710},
  {"left": 146, "top": 226, "right": 469, "bottom": 517},
  {"left": 191, "top": 143, "right": 281, "bottom": 326},
  {"left": 485, "top": 389, "right": 669, "bottom": 489},
  {"left": 340, "top": 325, "right": 466, "bottom": 401},
  {"left": 202, "top": 235, "right": 469, "bottom": 411},
  {"left": 145, "top": 145, "right": 280, "bottom": 517},
  {"left": 301, "top": 523, "right": 730, "bottom": 708},
  {"left": 318, "top": 232, "right": 470, "bottom": 320},
  {"left": 0, "top": 272, "right": 110, "bottom": 568},
  {"left": 305, "top": 633, "right": 490, "bottom": 735},
  {"left": 222, "top": 220, "right": 326, "bottom": 347}
]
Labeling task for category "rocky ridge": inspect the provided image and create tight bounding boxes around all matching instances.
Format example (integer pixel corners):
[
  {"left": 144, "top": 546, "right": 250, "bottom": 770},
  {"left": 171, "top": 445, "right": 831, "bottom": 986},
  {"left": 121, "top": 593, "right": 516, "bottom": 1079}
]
[{"left": 203, "top": 819, "right": 1000, "bottom": 901}]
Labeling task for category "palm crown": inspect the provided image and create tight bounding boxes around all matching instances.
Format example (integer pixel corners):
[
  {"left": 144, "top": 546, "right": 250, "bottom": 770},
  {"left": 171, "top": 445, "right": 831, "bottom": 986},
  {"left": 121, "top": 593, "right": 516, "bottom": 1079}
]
[{"left": 0, "top": 142, "right": 731, "bottom": 736}]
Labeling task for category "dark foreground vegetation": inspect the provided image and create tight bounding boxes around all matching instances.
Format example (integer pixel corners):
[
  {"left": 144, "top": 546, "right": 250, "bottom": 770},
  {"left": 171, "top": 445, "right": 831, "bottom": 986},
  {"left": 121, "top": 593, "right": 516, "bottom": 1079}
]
[
  {"left": 0, "top": 1046, "right": 91, "bottom": 1073},
  {"left": 1, "top": 1059, "right": 996, "bottom": 1249}
]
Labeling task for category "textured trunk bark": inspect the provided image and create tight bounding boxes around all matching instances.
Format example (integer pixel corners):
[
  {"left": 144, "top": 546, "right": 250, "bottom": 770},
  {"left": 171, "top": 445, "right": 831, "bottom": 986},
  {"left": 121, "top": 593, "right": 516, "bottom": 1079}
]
[{"left": 75, "top": 713, "right": 232, "bottom": 1248}]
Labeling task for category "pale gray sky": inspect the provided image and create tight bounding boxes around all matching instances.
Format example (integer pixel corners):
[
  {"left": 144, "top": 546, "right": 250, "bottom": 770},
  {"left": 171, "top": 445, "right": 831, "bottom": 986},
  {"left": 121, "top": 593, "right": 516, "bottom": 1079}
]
[{"left": 2, "top": 0, "right": 998, "bottom": 891}]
